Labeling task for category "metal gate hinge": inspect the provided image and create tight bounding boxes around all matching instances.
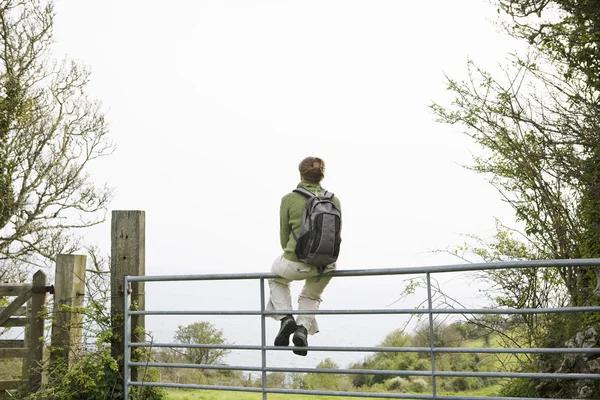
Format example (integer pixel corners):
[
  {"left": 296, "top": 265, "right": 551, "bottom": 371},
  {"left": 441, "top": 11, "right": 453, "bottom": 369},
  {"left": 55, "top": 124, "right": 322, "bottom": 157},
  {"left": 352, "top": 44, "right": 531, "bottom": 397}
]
[{"left": 32, "top": 285, "right": 54, "bottom": 294}]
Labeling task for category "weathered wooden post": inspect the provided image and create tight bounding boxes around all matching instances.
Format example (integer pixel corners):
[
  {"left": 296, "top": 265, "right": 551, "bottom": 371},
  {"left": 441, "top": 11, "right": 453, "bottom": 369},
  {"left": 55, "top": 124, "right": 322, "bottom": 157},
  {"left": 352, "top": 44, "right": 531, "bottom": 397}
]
[
  {"left": 50, "top": 254, "right": 86, "bottom": 368},
  {"left": 110, "top": 210, "right": 145, "bottom": 381},
  {"left": 28, "top": 270, "right": 47, "bottom": 393}
]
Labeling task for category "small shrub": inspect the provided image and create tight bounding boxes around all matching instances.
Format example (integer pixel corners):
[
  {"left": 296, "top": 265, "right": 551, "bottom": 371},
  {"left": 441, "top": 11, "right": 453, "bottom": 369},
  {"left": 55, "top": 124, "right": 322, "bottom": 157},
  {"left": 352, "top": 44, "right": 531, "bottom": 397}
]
[
  {"left": 409, "top": 377, "right": 428, "bottom": 393},
  {"left": 384, "top": 377, "right": 410, "bottom": 392}
]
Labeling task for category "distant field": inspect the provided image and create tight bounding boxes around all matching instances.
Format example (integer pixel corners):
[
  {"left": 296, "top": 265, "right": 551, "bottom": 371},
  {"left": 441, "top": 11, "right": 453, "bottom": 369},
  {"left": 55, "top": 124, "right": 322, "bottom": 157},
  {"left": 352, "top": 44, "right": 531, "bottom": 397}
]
[
  {"left": 166, "top": 390, "right": 387, "bottom": 400},
  {"left": 166, "top": 385, "right": 503, "bottom": 399},
  {"left": 167, "top": 391, "right": 366, "bottom": 400},
  {"left": 164, "top": 333, "right": 510, "bottom": 399}
]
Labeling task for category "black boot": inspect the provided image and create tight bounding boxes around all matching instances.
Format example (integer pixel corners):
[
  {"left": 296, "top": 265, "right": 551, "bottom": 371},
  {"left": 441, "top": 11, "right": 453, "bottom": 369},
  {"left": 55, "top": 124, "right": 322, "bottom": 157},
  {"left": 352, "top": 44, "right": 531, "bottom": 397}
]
[
  {"left": 292, "top": 325, "right": 308, "bottom": 356},
  {"left": 274, "top": 315, "right": 297, "bottom": 346}
]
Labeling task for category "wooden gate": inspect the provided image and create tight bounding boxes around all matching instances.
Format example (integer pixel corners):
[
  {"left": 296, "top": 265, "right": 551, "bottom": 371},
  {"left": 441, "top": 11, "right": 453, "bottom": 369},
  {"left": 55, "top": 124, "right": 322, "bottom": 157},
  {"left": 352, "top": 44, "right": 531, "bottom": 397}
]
[{"left": 0, "top": 271, "right": 50, "bottom": 398}]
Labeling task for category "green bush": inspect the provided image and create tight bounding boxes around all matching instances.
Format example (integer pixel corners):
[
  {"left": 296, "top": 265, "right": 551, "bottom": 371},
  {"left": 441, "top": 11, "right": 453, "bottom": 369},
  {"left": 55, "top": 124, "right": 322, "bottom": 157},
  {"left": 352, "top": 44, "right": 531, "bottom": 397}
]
[
  {"left": 384, "top": 377, "right": 410, "bottom": 392},
  {"left": 22, "top": 348, "right": 165, "bottom": 400},
  {"left": 408, "top": 377, "right": 428, "bottom": 393},
  {"left": 301, "top": 358, "right": 351, "bottom": 391}
]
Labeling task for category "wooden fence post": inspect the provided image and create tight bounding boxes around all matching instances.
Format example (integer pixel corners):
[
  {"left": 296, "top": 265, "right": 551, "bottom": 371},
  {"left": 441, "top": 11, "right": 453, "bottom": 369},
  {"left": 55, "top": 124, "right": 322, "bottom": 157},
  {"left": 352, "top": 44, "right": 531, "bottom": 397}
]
[
  {"left": 21, "top": 301, "right": 31, "bottom": 390},
  {"left": 28, "top": 270, "right": 46, "bottom": 393},
  {"left": 110, "top": 210, "right": 145, "bottom": 380},
  {"left": 50, "top": 254, "right": 86, "bottom": 369}
]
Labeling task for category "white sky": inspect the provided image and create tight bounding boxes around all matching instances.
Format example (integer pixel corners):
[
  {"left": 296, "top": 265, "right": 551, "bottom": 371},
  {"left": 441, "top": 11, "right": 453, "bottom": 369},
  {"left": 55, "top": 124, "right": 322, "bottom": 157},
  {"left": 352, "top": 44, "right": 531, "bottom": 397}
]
[{"left": 51, "top": 0, "right": 522, "bottom": 369}]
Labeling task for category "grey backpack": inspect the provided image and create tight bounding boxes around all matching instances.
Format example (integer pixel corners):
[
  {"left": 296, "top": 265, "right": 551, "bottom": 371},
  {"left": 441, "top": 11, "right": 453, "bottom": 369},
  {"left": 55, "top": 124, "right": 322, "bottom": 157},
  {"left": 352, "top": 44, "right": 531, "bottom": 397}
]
[{"left": 291, "top": 188, "right": 342, "bottom": 269}]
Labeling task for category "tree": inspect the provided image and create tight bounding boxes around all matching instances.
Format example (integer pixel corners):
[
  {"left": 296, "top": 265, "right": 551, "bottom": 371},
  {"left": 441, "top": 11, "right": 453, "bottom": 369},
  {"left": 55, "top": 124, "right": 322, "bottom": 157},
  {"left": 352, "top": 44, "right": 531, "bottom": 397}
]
[
  {"left": 0, "top": 0, "right": 113, "bottom": 282},
  {"left": 431, "top": 1, "right": 600, "bottom": 301},
  {"left": 498, "top": 0, "right": 600, "bottom": 92},
  {"left": 301, "top": 358, "right": 347, "bottom": 391},
  {"left": 411, "top": 322, "right": 463, "bottom": 348},
  {"left": 430, "top": 0, "right": 600, "bottom": 397},
  {"left": 173, "top": 321, "right": 229, "bottom": 365},
  {"left": 266, "top": 372, "right": 287, "bottom": 388}
]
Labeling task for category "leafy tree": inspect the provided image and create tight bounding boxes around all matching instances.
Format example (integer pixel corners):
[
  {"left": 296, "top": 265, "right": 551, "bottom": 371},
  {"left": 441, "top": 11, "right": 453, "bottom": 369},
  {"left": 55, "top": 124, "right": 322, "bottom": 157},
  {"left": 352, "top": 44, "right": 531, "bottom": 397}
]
[
  {"left": 0, "top": 0, "right": 113, "bottom": 282},
  {"left": 498, "top": 0, "right": 600, "bottom": 92},
  {"left": 301, "top": 358, "right": 348, "bottom": 391},
  {"left": 431, "top": 0, "right": 600, "bottom": 397},
  {"left": 266, "top": 372, "right": 287, "bottom": 388},
  {"left": 379, "top": 328, "right": 412, "bottom": 349},
  {"left": 21, "top": 255, "right": 165, "bottom": 400},
  {"left": 366, "top": 329, "right": 422, "bottom": 385},
  {"left": 173, "top": 321, "right": 229, "bottom": 365},
  {"left": 411, "top": 322, "right": 463, "bottom": 349}
]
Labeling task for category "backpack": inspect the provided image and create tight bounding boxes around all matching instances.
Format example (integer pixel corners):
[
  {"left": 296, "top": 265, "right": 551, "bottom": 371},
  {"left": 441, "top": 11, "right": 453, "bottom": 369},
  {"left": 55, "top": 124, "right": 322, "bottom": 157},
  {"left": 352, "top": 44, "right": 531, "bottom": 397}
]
[{"left": 291, "top": 187, "right": 342, "bottom": 269}]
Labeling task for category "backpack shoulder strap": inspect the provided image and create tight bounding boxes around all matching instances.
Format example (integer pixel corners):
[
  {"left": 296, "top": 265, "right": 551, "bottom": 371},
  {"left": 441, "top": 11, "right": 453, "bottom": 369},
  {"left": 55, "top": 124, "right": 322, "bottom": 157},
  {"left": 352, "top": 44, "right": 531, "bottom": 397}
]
[
  {"left": 322, "top": 191, "right": 335, "bottom": 200},
  {"left": 293, "top": 188, "right": 315, "bottom": 198}
]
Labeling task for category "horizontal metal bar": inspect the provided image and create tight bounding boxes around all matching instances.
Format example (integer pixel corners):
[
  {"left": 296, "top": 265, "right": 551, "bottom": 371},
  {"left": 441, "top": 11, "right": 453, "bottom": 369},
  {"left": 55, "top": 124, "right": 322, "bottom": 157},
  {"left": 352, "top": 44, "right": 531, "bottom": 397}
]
[
  {"left": 267, "top": 366, "right": 600, "bottom": 380},
  {"left": 435, "top": 397, "right": 574, "bottom": 400},
  {"left": 132, "top": 342, "right": 262, "bottom": 350},
  {"left": 130, "top": 341, "right": 600, "bottom": 355},
  {"left": 131, "top": 362, "right": 430, "bottom": 376},
  {"left": 31, "top": 284, "right": 54, "bottom": 294},
  {"left": 129, "top": 381, "right": 262, "bottom": 393},
  {"left": 130, "top": 305, "right": 600, "bottom": 316},
  {"left": 129, "top": 381, "right": 578, "bottom": 400},
  {"left": 432, "top": 347, "right": 600, "bottom": 354},
  {"left": 129, "top": 361, "right": 600, "bottom": 380},
  {"left": 433, "top": 370, "right": 600, "bottom": 380},
  {"left": 130, "top": 362, "right": 262, "bottom": 371},
  {"left": 264, "top": 387, "right": 574, "bottom": 400},
  {"left": 267, "top": 388, "right": 431, "bottom": 399},
  {"left": 131, "top": 310, "right": 262, "bottom": 316},
  {"left": 130, "top": 380, "right": 433, "bottom": 399},
  {"left": 126, "top": 258, "right": 600, "bottom": 282}
]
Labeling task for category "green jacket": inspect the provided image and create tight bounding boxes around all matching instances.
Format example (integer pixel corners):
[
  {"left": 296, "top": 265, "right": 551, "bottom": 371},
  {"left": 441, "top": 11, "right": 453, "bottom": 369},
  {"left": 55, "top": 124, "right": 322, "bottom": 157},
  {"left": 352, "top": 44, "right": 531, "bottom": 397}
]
[{"left": 280, "top": 181, "right": 342, "bottom": 263}]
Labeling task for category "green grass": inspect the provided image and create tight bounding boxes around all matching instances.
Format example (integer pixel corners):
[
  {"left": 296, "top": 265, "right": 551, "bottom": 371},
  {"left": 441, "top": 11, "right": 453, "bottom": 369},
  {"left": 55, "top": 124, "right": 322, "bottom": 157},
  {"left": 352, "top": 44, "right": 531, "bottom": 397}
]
[
  {"left": 164, "top": 334, "right": 514, "bottom": 399},
  {"left": 166, "top": 389, "right": 388, "bottom": 399},
  {"left": 438, "top": 384, "right": 503, "bottom": 397},
  {"left": 166, "top": 385, "right": 504, "bottom": 399}
]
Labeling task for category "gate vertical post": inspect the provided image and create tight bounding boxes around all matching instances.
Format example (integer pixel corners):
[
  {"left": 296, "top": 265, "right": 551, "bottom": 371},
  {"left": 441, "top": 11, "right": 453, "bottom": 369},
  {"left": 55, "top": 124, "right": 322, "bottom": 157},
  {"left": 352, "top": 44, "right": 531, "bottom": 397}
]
[
  {"left": 123, "top": 277, "right": 132, "bottom": 399},
  {"left": 260, "top": 278, "right": 268, "bottom": 400},
  {"left": 50, "top": 254, "right": 87, "bottom": 368},
  {"left": 426, "top": 272, "right": 437, "bottom": 399},
  {"left": 111, "top": 210, "right": 145, "bottom": 383},
  {"left": 28, "top": 270, "right": 47, "bottom": 393}
]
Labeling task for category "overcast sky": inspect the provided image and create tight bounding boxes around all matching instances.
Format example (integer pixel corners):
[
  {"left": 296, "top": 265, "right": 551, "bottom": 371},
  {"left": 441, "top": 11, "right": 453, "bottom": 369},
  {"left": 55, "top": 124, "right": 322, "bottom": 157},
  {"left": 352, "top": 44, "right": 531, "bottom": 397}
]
[{"left": 51, "top": 0, "right": 522, "bottom": 369}]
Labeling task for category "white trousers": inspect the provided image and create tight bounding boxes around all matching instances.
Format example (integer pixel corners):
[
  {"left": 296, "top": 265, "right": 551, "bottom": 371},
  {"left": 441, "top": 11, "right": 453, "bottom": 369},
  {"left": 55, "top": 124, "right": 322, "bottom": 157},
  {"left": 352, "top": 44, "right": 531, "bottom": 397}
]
[{"left": 266, "top": 254, "right": 335, "bottom": 335}]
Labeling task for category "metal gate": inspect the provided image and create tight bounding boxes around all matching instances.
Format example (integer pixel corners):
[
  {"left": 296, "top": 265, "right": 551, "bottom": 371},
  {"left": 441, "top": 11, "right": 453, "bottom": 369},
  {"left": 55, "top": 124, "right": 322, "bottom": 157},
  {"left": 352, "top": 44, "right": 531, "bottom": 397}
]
[{"left": 123, "top": 259, "right": 600, "bottom": 399}]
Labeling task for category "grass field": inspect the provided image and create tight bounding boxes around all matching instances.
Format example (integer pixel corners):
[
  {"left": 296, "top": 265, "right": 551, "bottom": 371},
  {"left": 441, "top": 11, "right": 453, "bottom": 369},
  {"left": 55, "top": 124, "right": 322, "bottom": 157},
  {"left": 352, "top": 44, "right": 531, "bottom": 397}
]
[
  {"left": 165, "top": 384, "right": 503, "bottom": 399},
  {"left": 162, "top": 332, "right": 511, "bottom": 399}
]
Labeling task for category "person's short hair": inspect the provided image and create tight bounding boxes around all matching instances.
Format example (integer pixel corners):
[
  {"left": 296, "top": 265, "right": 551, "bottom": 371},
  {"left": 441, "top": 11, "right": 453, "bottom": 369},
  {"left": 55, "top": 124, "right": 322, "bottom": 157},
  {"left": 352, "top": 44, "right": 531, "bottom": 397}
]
[{"left": 299, "top": 156, "right": 325, "bottom": 183}]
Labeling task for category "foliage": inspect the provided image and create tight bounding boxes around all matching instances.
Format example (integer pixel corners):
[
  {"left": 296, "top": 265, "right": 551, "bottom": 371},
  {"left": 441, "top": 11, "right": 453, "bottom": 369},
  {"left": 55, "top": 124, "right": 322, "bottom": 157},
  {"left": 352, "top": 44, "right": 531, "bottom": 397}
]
[
  {"left": 498, "top": 0, "right": 600, "bottom": 92},
  {"left": 173, "top": 321, "right": 230, "bottom": 366},
  {"left": 10, "top": 252, "right": 166, "bottom": 400},
  {"left": 347, "top": 324, "right": 500, "bottom": 394},
  {"left": 0, "top": 0, "right": 113, "bottom": 282},
  {"left": 431, "top": 2, "right": 600, "bottom": 305},
  {"left": 23, "top": 348, "right": 163, "bottom": 400},
  {"left": 266, "top": 371, "right": 287, "bottom": 388},
  {"left": 301, "top": 358, "right": 351, "bottom": 391},
  {"left": 411, "top": 322, "right": 463, "bottom": 348},
  {"left": 150, "top": 347, "right": 248, "bottom": 388},
  {"left": 430, "top": 0, "right": 600, "bottom": 397},
  {"left": 0, "top": 357, "right": 20, "bottom": 380}
]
